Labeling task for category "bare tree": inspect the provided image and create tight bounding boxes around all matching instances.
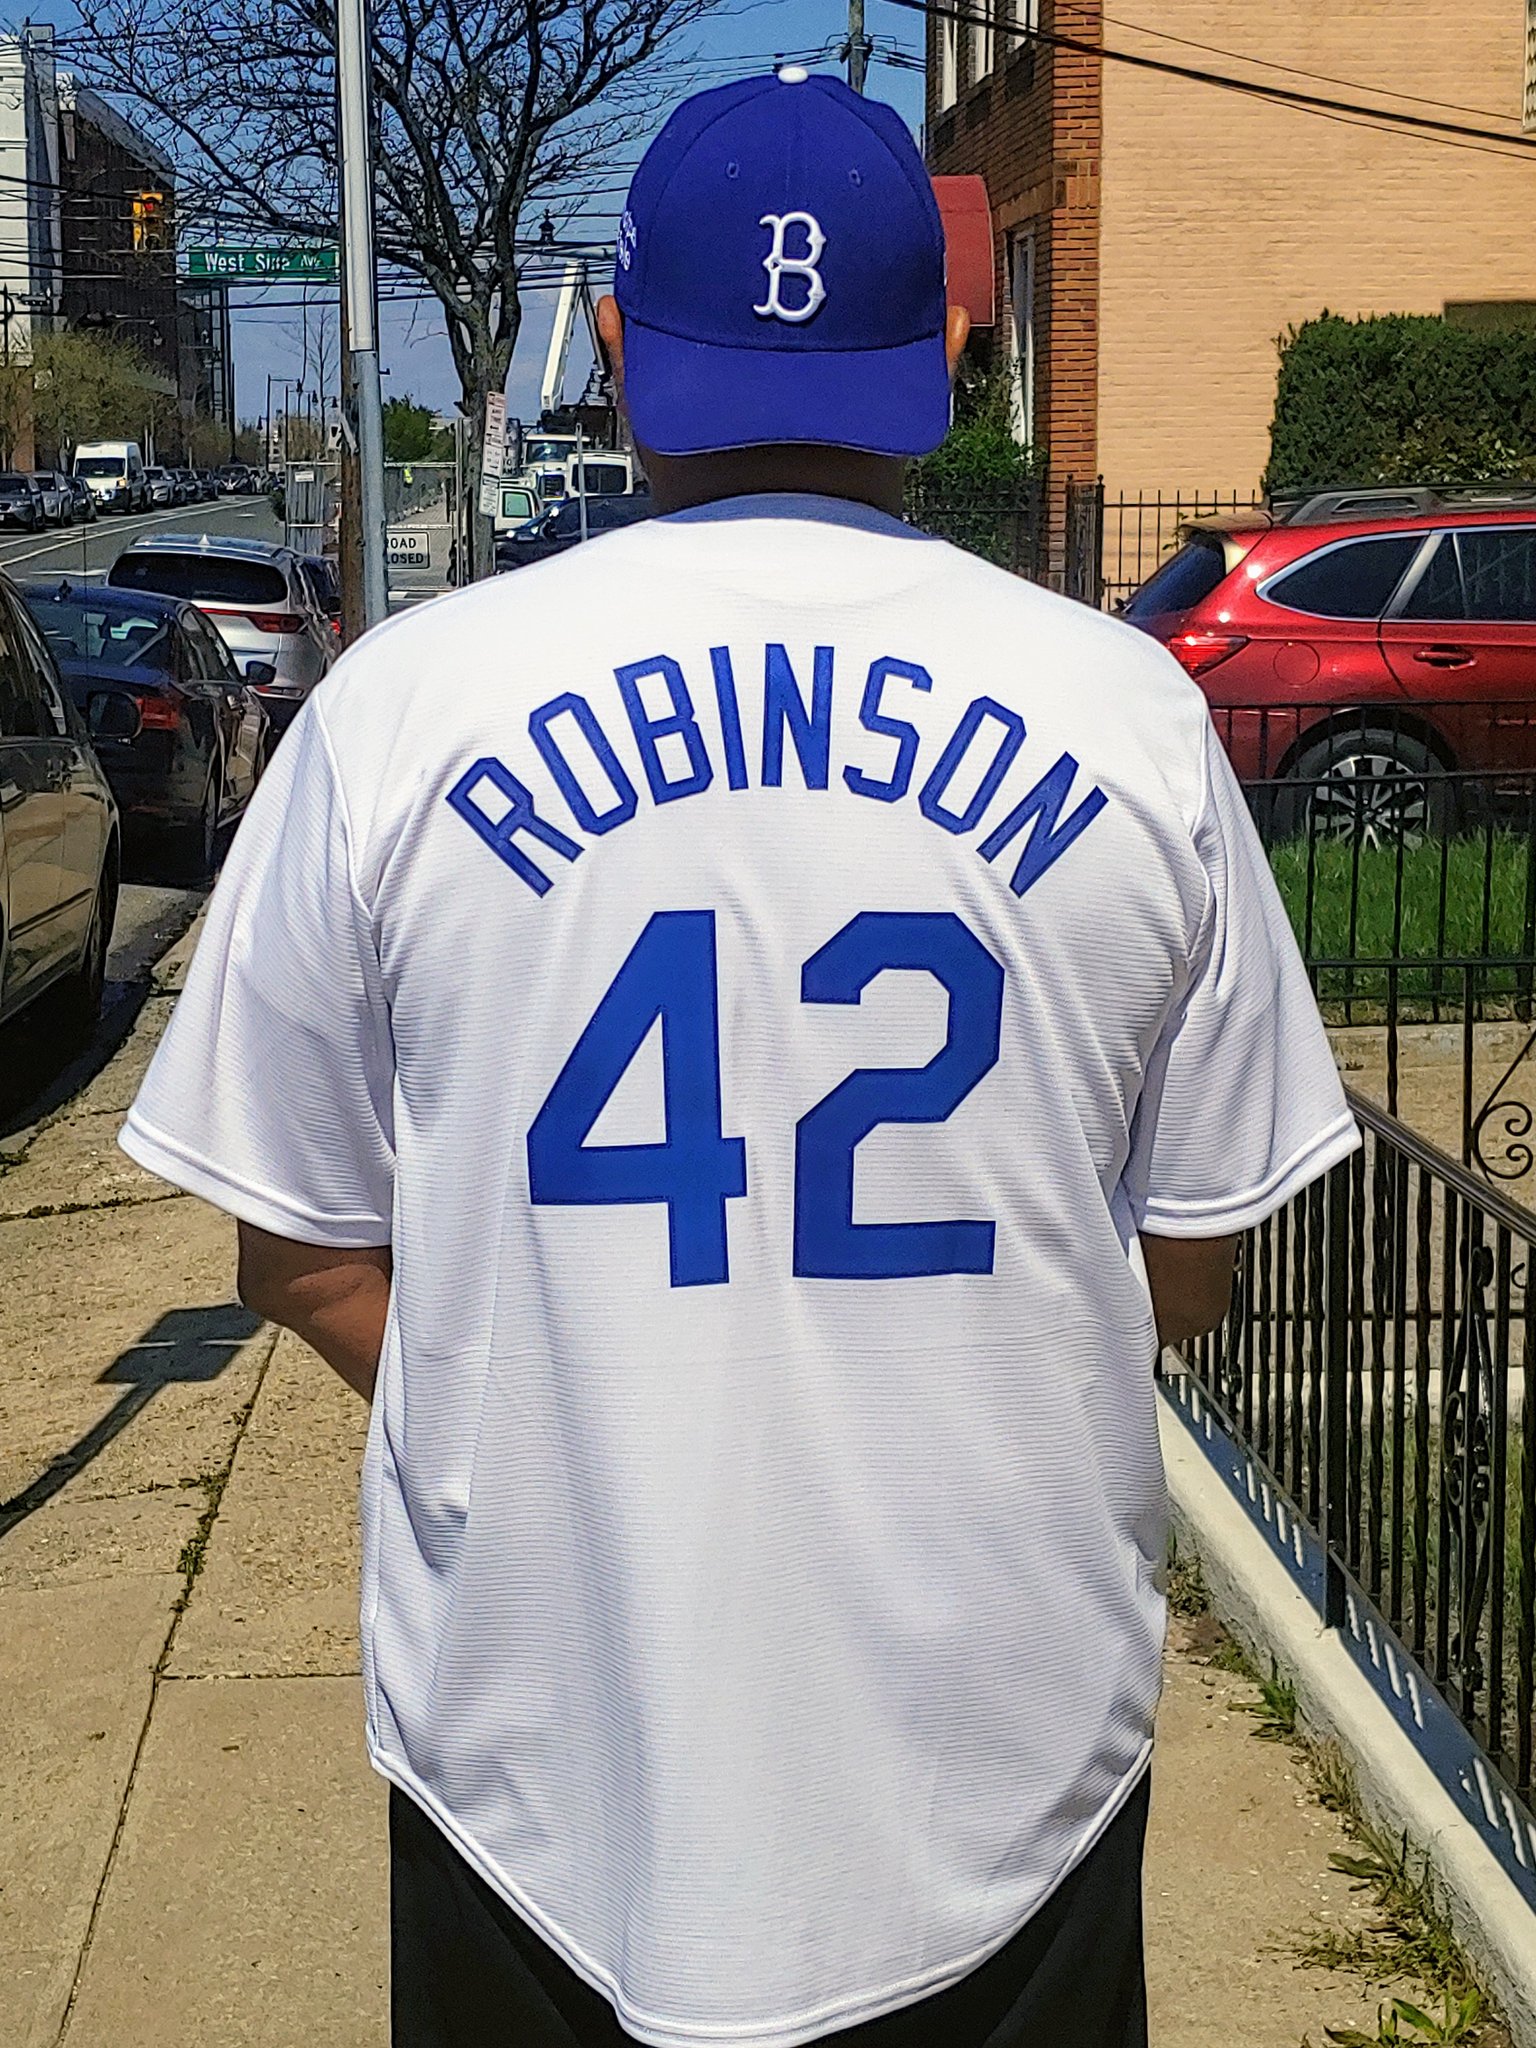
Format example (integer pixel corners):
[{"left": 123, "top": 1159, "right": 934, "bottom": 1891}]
[{"left": 65, "top": 0, "right": 724, "bottom": 568}]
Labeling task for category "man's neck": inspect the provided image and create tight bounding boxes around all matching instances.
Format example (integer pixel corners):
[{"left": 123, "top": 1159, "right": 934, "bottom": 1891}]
[{"left": 639, "top": 444, "right": 907, "bottom": 519}]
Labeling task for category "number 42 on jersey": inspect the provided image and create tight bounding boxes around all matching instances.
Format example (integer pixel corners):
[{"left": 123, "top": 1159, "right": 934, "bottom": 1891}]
[{"left": 527, "top": 909, "right": 1004, "bottom": 1286}]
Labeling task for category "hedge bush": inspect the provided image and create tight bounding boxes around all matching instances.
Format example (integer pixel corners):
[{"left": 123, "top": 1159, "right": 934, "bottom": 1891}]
[{"left": 1266, "top": 312, "right": 1536, "bottom": 495}]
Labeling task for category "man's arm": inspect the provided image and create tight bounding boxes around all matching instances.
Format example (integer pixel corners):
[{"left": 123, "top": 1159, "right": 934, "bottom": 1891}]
[
  {"left": 237, "top": 1223, "right": 393, "bottom": 1401},
  {"left": 1141, "top": 1233, "right": 1238, "bottom": 1349}
]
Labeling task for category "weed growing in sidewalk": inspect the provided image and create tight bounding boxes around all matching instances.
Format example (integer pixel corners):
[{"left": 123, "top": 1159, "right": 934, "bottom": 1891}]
[
  {"left": 173, "top": 1470, "right": 226, "bottom": 1607},
  {"left": 1166, "top": 1539, "right": 1210, "bottom": 1618},
  {"left": 1238, "top": 1667, "right": 1299, "bottom": 1740},
  {"left": 1167, "top": 1544, "right": 1509, "bottom": 2047},
  {"left": 1301, "top": 1986, "right": 1486, "bottom": 2045},
  {"left": 1291, "top": 1820, "right": 1483, "bottom": 2004}
]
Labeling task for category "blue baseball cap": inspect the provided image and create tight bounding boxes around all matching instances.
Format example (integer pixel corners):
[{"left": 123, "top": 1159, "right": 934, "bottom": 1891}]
[{"left": 613, "top": 70, "right": 950, "bottom": 459}]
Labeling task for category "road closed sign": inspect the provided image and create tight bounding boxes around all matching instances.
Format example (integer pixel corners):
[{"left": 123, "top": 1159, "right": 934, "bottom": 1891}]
[{"left": 387, "top": 529, "right": 431, "bottom": 567}]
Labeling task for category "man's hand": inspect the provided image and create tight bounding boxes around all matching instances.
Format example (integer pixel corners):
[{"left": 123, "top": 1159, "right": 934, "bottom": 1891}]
[
  {"left": 1141, "top": 1233, "right": 1238, "bottom": 1350},
  {"left": 237, "top": 1223, "right": 393, "bottom": 1400}
]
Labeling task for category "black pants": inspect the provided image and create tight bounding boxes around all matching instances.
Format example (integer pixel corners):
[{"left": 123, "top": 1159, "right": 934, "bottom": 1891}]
[{"left": 390, "top": 1775, "right": 1149, "bottom": 2047}]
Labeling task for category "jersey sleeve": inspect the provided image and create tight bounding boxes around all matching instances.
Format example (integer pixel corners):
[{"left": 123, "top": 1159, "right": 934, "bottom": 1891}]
[
  {"left": 1123, "top": 719, "right": 1359, "bottom": 1239},
  {"left": 119, "top": 702, "right": 396, "bottom": 1247}
]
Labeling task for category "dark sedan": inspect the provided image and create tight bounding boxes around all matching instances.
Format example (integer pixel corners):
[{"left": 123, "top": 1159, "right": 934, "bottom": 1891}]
[
  {"left": 0, "top": 472, "right": 43, "bottom": 530},
  {"left": 65, "top": 474, "right": 98, "bottom": 524},
  {"left": 494, "top": 493, "right": 654, "bottom": 572},
  {"left": 18, "top": 580, "right": 271, "bottom": 878}
]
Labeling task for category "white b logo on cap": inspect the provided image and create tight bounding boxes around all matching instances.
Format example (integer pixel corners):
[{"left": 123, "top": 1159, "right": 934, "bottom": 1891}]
[{"left": 754, "top": 212, "right": 827, "bottom": 323}]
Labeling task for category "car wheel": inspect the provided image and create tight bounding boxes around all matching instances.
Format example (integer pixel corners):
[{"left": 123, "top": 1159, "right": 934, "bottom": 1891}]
[
  {"left": 48, "top": 856, "right": 117, "bottom": 1052},
  {"left": 1274, "top": 726, "right": 1452, "bottom": 846}
]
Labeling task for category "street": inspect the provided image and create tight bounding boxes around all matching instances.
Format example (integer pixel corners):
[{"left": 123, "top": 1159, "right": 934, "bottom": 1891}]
[
  {"left": 0, "top": 495, "right": 281, "bottom": 1140},
  {"left": 0, "top": 491, "right": 281, "bottom": 584}
]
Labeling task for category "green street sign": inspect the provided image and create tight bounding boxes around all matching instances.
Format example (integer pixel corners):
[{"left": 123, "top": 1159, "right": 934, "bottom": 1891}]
[{"left": 184, "top": 245, "right": 339, "bottom": 281}]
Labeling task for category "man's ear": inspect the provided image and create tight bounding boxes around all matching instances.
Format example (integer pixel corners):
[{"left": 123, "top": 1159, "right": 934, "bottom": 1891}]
[
  {"left": 944, "top": 304, "right": 971, "bottom": 381},
  {"left": 596, "top": 295, "right": 626, "bottom": 399}
]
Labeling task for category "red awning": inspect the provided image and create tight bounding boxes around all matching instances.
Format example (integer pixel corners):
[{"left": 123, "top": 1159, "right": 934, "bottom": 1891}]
[{"left": 931, "top": 175, "right": 995, "bottom": 328}]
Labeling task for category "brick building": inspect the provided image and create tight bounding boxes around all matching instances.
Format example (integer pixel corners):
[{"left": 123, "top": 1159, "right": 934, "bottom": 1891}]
[
  {"left": 927, "top": 1, "right": 1536, "bottom": 520},
  {"left": 55, "top": 80, "right": 234, "bottom": 460}
]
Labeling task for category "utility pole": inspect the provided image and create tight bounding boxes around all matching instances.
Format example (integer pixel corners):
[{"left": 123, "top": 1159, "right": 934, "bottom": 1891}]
[
  {"left": 335, "top": 0, "right": 387, "bottom": 629},
  {"left": 846, "top": 0, "right": 870, "bottom": 92}
]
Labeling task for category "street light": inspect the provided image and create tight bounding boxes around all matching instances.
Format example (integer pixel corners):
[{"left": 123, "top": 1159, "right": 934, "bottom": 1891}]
[{"left": 335, "top": 0, "right": 387, "bottom": 627}]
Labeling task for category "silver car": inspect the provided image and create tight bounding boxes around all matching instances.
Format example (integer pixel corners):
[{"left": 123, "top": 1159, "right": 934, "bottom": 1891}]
[
  {"left": 142, "top": 466, "right": 178, "bottom": 508},
  {"left": 28, "top": 471, "right": 73, "bottom": 525},
  {"left": 105, "top": 534, "right": 335, "bottom": 734}
]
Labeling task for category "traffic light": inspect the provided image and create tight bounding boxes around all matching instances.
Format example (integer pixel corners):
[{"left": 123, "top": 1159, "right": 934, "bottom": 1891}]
[{"left": 131, "top": 190, "right": 166, "bottom": 253}]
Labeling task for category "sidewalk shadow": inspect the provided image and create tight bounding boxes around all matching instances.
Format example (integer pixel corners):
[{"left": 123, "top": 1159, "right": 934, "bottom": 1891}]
[{"left": 0, "top": 1302, "right": 261, "bottom": 1542}]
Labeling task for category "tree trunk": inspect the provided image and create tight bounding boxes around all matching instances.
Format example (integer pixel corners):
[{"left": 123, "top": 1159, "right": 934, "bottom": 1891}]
[{"left": 461, "top": 375, "right": 495, "bottom": 584}]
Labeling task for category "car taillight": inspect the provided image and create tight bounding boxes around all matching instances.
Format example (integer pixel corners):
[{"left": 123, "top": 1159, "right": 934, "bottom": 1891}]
[
  {"left": 207, "top": 607, "right": 305, "bottom": 635},
  {"left": 1168, "top": 630, "right": 1249, "bottom": 679},
  {"left": 132, "top": 693, "right": 180, "bottom": 730}
]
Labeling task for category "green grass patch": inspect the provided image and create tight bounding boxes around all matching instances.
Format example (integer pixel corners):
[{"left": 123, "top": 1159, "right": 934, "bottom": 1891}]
[{"left": 1268, "top": 833, "right": 1536, "bottom": 1016}]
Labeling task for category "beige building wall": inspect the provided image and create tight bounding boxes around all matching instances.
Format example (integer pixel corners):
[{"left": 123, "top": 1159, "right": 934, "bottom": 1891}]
[{"left": 1097, "top": 0, "right": 1536, "bottom": 504}]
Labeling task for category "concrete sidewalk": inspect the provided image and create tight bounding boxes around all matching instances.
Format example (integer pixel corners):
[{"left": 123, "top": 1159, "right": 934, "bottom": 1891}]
[{"left": 0, "top": 934, "right": 1443, "bottom": 2047}]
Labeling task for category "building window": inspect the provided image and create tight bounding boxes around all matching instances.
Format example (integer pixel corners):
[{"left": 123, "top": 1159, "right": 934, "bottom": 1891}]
[
  {"left": 1526, "top": 0, "right": 1536, "bottom": 130},
  {"left": 1004, "top": 0, "right": 1040, "bottom": 51},
  {"left": 969, "top": 0, "right": 995, "bottom": 85},
  {"left": 1008, "top": 230, "right": 1035, "bottom": 445},
  {"left": 937, "top": 12, "right": 958, "bottom": 110}
]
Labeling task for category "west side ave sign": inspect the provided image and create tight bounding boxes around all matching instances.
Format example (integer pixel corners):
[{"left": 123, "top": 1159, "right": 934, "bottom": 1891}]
[{"left": 185, "top": 247, "right": 339, "bottom": 281}]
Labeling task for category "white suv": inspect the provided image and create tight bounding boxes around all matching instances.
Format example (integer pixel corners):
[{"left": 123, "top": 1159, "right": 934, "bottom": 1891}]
[{"left": 107, "top": 535, "right": 335, "bottom": 733}]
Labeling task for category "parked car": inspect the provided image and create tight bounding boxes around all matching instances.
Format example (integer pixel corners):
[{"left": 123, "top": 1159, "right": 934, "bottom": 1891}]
[
  {"left": 171, "top": 468, "right": 199, "bottom": 505},
  {"left": 142, "top": 466, "right": 178, "bottom": 509},
  {"left": 1122, "top": 486, "right": 1536, "bottom": 834},
  {"left": 216, "top": 464, "right": 252, "bottom": 495},
  {"left": 0, "top": 472, "right": 44, "bottom": 531},
  {"left": 0, "top": 571, "right": 119, "bottom": 1042},
  {"left": 29, "top": 471, "right": 74, "bottom": 526},
  {"left": 74, "top": 440, "right": 149, "bottom": 514},
  {"left": 107, "top": 534, "right": 335, "bottom": 733},
  {"left": 19, "top": 578, "right": 269, "bottom": 877},
  {"left": 65, "top": 474, "right": 98, "bottom": 524},
  {"left": 494, "top": 492, "right": 655, "bottom": 572}
]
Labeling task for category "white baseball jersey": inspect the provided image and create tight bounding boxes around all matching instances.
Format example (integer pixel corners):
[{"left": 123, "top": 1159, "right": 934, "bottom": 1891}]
[{"left": 122, "top": 495, "right": 1355, "bottom": 2046}]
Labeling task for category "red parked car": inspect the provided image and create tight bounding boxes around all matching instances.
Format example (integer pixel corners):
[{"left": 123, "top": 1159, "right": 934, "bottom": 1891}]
[{"left": 1122, "top": 487, "right": 1536, "bottom": 835}]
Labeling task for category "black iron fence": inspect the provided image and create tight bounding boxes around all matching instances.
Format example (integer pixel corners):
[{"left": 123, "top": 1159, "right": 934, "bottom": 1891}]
[
  {"left": 1201, "top": 700, "right": 1536, "bottom": 1188},
  {"left": 1181, "top": 1090, "right": 1536, "bottom": 1829}
]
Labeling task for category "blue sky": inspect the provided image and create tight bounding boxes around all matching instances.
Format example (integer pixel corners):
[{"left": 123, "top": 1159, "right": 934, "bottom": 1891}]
[{"left": 8, "top": 0, "right": 925, "bottom": 428}]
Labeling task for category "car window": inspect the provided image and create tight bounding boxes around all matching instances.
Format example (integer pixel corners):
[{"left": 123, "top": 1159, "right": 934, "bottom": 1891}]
[
  {"left": 108, "top": 551, "right": 289, "bottom": 606},
  {"left": 24, "top": 593, "right": 176, "bottom": 672},
  {"left": 1264, "top": 534, "right": 1423, "bottom": 619},
  {"left": 1460, "top": 530, "right": 1536, "bottom": 619},
  {"left": 0, "top": 611, "right": 48, "bottom": 739},
  {"left": 182, "top": 608, "right": 236, "bottom": 678},
  {"left": 1398, "top": 535, "right": 1462, "bottom": 620},
  {"left": 1123, "top": 536, "right": 1231, "bottom": 620},
  {"left": 3, "top": 598, "right": 68, "bottom": 737}
]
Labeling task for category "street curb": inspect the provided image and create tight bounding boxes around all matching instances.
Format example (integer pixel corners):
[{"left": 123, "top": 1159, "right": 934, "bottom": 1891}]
[
  {"left": 1158, "top": 1392, "right": 1536, "bottom": 2047},
  {"left": 150, "top": 906, "right": 208, "bottom": 993}
]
